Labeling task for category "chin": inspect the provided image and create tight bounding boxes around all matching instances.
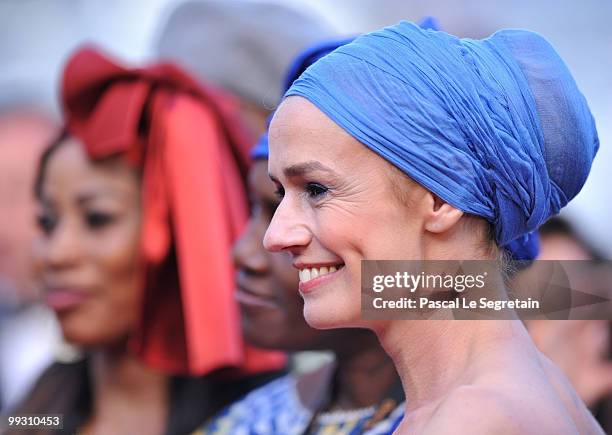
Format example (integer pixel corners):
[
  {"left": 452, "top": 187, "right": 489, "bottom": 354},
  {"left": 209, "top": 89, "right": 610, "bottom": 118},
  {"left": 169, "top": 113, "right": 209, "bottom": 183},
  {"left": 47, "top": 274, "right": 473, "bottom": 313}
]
[
  {"left": 241, "top": 311, "right": 288, "bottom": 346},
  {"left": 58, "top": 316, "right": 129, "bottom": 348},
  {"left": 302, "top": 296, "right": 359, "bottom": 330},
  {"left": 302, "top": 276, "right": 364, "bottom": 329},
  {"left": 243, "top": 326, "right": 286, "bottom": 349},
  {"left": 60, "top": 328, "right": 107, "bottom": 348}
]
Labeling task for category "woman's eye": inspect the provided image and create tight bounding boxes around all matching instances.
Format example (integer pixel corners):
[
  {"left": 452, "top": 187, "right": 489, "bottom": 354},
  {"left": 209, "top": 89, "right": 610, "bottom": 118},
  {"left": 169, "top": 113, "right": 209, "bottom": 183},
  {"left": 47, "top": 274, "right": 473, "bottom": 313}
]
[
  {"left": 36, "top": 213, "right": 57, "bottom": 235},
  {"left": 85, "top": 212, "right": 115, "bottom": 229},
  {"left": 273, "top": 186, "right": 285, "bottom": 199},
  {"left": 305, "top": 182, "right": 328, "bottom": 198},
  {"left": 263, "top": 199, "right": 279, "bottom": 215}
]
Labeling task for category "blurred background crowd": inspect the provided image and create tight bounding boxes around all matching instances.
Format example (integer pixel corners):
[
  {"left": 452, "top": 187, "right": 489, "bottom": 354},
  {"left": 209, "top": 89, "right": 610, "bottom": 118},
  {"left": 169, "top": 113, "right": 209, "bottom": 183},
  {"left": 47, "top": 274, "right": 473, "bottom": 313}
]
[{"left": 0, "top": 0, "right": 610, "bottom": 434}]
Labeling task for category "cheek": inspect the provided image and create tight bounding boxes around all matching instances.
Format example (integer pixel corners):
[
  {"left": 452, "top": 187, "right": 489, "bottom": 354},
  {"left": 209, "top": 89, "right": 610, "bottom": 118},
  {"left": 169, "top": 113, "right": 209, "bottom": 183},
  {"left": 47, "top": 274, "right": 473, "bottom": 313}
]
[
  {"left": 90, "top": 224, "right": 140, "bottom": 276},
  {"left": 314, "top": 206, "right": 382, "bottom": 275},
  {"left": 97, "top": 217, "right": 141, "bottom": 299},
  {"left": 304, "top": 202, "right": 422, "bottom": 329},
  {"left": 321, "top": 201, "right": 422, "bottom": 260},
  {"left": 71, "top": 217, "right": 142, "bottom": 346}
]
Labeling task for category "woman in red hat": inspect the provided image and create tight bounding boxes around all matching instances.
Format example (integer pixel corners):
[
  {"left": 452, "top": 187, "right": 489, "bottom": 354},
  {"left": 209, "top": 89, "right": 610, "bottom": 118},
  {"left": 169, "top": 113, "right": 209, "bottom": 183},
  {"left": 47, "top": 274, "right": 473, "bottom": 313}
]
[{"left": 10, "top": 46, "right": 284, "bottom": 435}]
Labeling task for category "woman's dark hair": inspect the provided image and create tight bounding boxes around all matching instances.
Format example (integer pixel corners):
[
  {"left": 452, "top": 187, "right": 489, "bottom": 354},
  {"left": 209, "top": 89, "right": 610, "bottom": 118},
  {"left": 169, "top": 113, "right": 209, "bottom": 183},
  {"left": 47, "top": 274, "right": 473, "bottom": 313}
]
[{"left": 33, "top": 129, "right": 69, "bottom": 200}]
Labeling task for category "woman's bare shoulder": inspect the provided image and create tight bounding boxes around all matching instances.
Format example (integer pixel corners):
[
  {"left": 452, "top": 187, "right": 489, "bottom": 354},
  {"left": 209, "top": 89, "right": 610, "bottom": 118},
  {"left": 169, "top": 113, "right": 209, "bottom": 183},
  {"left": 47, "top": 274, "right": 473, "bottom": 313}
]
[
  {"left": 422, "top": 384, "right": 590, "bottom": 435},
  {"left": 538, "top": 354, "right": 606, "bottom": 434}
]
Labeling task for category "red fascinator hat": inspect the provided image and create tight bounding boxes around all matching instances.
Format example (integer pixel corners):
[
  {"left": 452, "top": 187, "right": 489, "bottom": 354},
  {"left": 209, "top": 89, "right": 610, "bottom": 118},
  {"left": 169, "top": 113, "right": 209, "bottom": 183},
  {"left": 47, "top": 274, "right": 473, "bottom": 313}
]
[{"left": 61, "top": 46, "right": 284, "bottom": 375}]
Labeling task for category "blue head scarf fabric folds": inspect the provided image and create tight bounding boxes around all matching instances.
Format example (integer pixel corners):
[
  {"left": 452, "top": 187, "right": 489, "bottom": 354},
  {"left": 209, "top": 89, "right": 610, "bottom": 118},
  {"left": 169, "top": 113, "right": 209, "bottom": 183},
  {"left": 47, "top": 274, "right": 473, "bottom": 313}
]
[
  {"left": 285, "top": 21, "right": 599, "bottom": 251},
  {"left": 252, "top": 17, "right": 440, "bottom": 161}
]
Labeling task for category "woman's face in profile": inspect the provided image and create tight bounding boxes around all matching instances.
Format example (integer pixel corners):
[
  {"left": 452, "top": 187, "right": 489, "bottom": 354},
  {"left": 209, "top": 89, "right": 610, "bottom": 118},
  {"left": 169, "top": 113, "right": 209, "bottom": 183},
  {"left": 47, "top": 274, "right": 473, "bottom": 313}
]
[
  {"left": 33, "top": 138, "right": 142, "bottom": 347},
  {"left": 265, "top": 96, "right": 427, "bottom": 329},
  {"left": 233, "top": 160, "right": 339, "bottom": 350}
]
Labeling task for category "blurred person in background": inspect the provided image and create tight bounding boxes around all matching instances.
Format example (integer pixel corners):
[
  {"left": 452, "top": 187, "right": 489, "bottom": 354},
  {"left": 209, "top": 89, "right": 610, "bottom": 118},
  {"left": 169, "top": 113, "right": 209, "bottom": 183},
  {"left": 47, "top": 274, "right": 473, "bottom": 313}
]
[
  {"left": 527, "top": 216, "right": 612, "bottom": 432},
  {"left": 155, "top": 0, "right": 340, "bottom": 380},
  {"left": 8, "top": 47, "right": 284, "bottom": 435},
  {"left": 155, "top": 0, "right": 337, "bottom": 140},
  {"left": 196, "top": 38, "right": 405, "bottom": 435},
  {"left": 0, "top": 106, "right": 60, "bottom": 413}
]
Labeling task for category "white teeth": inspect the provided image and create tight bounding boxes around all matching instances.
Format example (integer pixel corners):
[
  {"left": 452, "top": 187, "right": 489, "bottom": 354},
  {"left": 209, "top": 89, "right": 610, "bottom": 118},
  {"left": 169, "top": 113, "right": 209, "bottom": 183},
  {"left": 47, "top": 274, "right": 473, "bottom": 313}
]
[{"left": 298, "top": 265, "right": 342, "bottom": 283}]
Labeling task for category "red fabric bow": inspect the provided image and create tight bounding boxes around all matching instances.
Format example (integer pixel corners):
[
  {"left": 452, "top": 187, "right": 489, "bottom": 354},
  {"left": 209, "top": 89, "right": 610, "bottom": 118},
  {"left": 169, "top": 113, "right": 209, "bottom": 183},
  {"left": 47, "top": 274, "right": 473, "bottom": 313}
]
[{"left": 62, "top": 46, "right": 285, "bottom": 375}]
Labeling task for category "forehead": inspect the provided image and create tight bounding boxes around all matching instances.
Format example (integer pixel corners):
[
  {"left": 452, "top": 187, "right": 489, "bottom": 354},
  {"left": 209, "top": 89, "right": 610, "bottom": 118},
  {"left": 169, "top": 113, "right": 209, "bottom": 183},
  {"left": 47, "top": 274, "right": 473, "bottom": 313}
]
[
  {"left": 268, "top": 96, "right": 369, "bottom": 174},
  {"left": 43, "top": 138, "right": 139, "bottom": 200}
]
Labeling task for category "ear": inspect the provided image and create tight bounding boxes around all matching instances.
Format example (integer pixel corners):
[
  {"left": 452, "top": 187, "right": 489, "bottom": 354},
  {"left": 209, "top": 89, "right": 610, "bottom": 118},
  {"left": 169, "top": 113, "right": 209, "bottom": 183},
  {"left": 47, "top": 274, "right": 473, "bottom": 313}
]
[{"left": 423, "top": 193, "right": 463, "bottom": 234}]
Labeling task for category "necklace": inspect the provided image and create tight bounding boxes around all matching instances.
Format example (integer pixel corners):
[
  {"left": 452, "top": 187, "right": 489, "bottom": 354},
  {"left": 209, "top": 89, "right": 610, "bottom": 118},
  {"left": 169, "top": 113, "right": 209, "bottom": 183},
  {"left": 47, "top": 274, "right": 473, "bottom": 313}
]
[{"left": 315, "top": 405, "right": 377, "bottom": 424}]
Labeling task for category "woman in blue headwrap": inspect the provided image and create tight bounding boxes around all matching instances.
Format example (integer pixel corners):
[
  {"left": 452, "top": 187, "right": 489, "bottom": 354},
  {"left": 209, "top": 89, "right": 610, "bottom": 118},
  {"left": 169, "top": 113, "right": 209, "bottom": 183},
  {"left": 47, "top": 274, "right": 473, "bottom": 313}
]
[
  {"left": 195, "top": 37, "right": 405, "bottom": 435},
  {"left": 263, "top": 22, "right": 603, "bottom": 434}
]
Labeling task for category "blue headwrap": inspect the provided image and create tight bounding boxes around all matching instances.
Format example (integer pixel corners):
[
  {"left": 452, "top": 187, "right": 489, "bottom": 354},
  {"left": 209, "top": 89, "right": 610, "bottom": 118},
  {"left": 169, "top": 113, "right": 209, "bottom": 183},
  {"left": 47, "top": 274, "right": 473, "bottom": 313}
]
[
  {"left": 251, "top": 17, "right": 439, "bottom": 161},
  {"left": 284, "top": 21, "right": 598, "bottom": 256}
]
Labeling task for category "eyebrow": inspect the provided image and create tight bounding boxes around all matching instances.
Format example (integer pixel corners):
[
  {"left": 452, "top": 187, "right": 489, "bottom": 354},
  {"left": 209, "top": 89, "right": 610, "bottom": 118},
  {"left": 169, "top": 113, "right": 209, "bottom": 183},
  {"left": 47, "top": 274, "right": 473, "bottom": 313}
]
[
  {"left": 282, "top": 161, "right": 337, "bottom": 178},
  {"left": 75, "top": 190, "right": 128, "bottom": 206}
]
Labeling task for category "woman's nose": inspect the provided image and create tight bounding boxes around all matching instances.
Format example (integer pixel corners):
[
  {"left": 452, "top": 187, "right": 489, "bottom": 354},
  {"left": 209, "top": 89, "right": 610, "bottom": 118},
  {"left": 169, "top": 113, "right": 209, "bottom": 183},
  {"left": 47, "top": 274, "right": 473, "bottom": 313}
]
[
  {"left": 44, "top": 220, "right": 81, "bottom": 269},
  {"left": 263, "top": 198, "right": 311, "bottom": 254}
]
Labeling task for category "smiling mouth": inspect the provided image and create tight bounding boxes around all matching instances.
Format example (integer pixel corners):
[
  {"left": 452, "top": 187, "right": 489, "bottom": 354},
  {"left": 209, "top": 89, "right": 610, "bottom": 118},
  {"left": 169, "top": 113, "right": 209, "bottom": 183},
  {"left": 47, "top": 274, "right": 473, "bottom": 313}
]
[{"left": 298, "top": 264, "right": 345, "bottom": 284}]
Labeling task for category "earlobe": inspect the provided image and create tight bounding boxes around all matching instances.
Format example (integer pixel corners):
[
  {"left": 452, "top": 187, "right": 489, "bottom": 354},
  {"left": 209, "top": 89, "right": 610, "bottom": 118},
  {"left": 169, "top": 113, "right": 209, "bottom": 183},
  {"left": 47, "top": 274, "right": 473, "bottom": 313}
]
[{"left": 424, "top": 195, "right": 463, "bottom": 234}]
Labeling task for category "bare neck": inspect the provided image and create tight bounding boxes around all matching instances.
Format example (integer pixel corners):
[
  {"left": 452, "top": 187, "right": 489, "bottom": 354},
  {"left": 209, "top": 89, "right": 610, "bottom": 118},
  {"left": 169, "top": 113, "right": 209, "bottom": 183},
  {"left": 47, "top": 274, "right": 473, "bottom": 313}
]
[
  {"left": 372, "top": 224, "right": 537, "bottom": 412},
  {"left": 376, "top": 319, "right": 534, "bottom": 412},
  {"left": 82, "top": 344, "right": 169, "bottom": 435}
]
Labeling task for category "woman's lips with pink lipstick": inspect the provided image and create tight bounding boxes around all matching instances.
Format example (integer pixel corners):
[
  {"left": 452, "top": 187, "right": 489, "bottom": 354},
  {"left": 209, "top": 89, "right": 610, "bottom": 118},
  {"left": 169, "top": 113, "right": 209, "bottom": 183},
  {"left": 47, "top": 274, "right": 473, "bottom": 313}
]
[
  {"left": 46, "top": 288, "right": 92, "bottom": 312},
  {"left": 296, "top": 263, "right": 345, "bottom": 294}
]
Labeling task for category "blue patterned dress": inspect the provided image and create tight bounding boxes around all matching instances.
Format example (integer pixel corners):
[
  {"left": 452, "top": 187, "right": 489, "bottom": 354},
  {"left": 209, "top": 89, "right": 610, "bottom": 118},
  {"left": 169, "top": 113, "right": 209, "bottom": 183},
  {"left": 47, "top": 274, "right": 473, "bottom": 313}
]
[{"left": 195, "top": 372, "right": 404, "bottom": 435}]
